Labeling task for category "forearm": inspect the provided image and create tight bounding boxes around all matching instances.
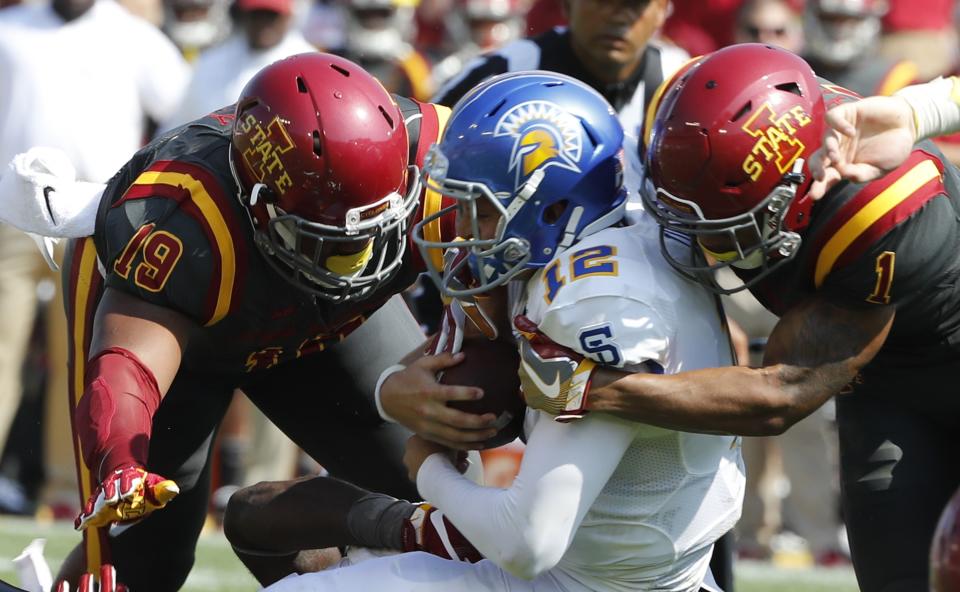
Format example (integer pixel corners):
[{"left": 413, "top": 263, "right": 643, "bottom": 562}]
[
  {"left": 417, "top": 414, "right": 635, "bottom": 578},
  {"left": 76, "top": 348, "right": 163, "bottom": 478},
  {"left": 895, "top": 76, "right": 960, "bottom": 139},
  {"left": 587, "top": 364, "right": 831, "bottom": 436}
]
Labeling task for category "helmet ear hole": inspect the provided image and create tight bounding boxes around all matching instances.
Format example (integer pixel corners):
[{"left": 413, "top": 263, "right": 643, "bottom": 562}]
[
  {"left": 730, "top": 102, "right": 752, "bottom": 122},
  {"left": 312, "top": 130, "right": 323, "bottom": 157},
  {"left": 543, "top": 200, "right": 568, "bottom": 225}
]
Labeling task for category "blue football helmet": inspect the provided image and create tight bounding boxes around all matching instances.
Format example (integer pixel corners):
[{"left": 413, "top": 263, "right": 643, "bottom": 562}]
[{"left": 413, "top": 71, "right": 627, "bottom": 297}]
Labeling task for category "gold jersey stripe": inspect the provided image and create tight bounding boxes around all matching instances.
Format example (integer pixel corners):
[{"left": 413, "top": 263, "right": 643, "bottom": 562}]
[
  {"left": 878, "top": 60, "right": 919, "bottom": 96},
  {"left": 132, "top": 171, "right": 236, "bottom": 325},
  {"left": 71, "top": 238, "right": 101, "bottom": 573},
  {"left": 815, "top": 158, "right": 940, "bottom": 287}
]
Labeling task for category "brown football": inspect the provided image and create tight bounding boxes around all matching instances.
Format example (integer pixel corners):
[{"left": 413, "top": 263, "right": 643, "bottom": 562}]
[{"left": 438, "top": 337, "right": 525, "bottom": 449}]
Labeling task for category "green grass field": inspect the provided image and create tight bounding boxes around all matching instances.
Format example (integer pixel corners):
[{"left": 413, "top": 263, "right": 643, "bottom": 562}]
[{"left": 0, "top": 516, "right": 860, "bottom": 592}]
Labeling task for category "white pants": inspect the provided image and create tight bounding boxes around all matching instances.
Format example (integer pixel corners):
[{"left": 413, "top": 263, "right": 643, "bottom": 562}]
[
  {"left": 263, "top": 552, "right": 592, "bottom": 592},
  {"left": 262, "top": 552, "right": 719, "bottom": 592}
]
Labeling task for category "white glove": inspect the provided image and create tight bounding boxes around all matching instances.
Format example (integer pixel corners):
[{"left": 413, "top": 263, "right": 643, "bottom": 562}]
[{"left": 0, "top": 146, "right": 104, "bottom": 238}]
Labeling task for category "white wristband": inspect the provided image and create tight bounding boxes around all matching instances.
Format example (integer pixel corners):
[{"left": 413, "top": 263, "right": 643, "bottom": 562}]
[
  {"left": 374, "top": 364, "right": 406, "bottom": 423},
  {"left": 894, "top": 76, "right": 960, "bottom": 140}
]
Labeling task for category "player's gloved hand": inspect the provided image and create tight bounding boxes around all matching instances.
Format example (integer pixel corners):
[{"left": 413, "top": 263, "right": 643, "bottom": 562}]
[
  {"left": 425, "top": 248, "right": 497, "bottom": 358},
  {"left": 514, "top": 314, "right": 596, "bottom": 422},
  {"left": 75, "top": 465, "right": 179, "bottom": 531},
  {"left": 401, "top": 502, "right": 483, "bottom": 563},
  {"left": 55, "top": 563, "right": 127, "bottom": 592}
]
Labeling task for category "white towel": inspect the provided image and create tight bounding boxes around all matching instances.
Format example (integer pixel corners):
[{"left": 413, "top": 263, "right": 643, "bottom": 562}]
[
  {"left": 0, "top": 147, "right": 106, "bottom": 269},
  {"left": 0, "top": 147, "right": 104, "bottom": 238},
  {"left": 12, "top": 538, "right": 52, "bottom": 592}
]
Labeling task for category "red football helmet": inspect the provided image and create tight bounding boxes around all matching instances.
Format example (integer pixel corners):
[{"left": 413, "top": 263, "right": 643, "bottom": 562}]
[
  {"left": 642, "top": 43, "right": 825, "bottom": 293},
  {"left": 230, "top": 52, "right": 420, "bottom": 302},
  {"left": 932, "top": 485, "right": 960, "bottom": 592}
]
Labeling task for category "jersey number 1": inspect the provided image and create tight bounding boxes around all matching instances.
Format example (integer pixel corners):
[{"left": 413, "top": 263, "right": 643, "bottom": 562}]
[{"left": 866, "top": 251, "right": 895, "bottom": 305}]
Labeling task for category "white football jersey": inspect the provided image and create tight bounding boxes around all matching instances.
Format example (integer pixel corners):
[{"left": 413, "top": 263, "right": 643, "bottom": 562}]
[{"left": 515, "top": 219, "right": 746, "bottom": 591}]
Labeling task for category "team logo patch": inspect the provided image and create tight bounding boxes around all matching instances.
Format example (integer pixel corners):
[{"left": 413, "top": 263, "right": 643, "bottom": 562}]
[
  {"left": 494, "top": 100, "right": 582, "bottom": 190},
  {"left": 740, "top": 103, "right": 812, "bottom": 182},
  {"left": 237, "top": 114, "right": 295, "bottom": 194}
]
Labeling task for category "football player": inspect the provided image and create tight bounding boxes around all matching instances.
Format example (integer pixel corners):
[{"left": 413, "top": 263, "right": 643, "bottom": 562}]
[
  {"left": 254, "top": 71, "right": 744, "bottom": 592},
  {"left": 51, "top": 52, "right": 503, "bottom": 591},
  {"left": 527, "top": 43, "right": 960, "bottom": 591}
]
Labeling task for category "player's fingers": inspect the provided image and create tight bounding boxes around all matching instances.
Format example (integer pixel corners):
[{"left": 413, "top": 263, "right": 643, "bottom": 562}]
[
  {"left": 824, "top": 106, "right": 857, "bottom": 138},
  {"left": 146, "top": 479, "right": 180, "bottom": 507},
  {"left": 836, "top": 162, "right": 883, "bottom": 183},
  {"left": 417, "top": 351, "right": 466, "bottom": 372},
  {"left": 100, "top": 564, "right": 117, "bottom": 592},
  {"left": 78, "top": 573, "right": 94, "bottom": 592},
  {"left": 808, "top": 146, "right": 829, "bottom": 180},
  {"left": 807, "top": 167, "right": 840, "bottom": 202},
  {"left": 422, "top": 431, "right": 490, "bottom": 451},
  {"left": 430, "top": 403, "right": 499, "bottom": 430},
  {"left": 431, "top": 383, "right": 484, "bottom": 403}
]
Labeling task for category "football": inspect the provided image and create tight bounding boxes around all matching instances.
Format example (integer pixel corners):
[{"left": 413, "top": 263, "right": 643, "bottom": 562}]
[{"left": 438, "top": 337, "right": 525, "bottom": 449}]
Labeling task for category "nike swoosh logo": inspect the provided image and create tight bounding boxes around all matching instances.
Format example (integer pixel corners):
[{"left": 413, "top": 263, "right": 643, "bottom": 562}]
[
  {"left": 521, "top": 356, "right": 561, "bottom": 398},
  {"left": 42, "top": 186, "right": 57, "bottom": 224}
]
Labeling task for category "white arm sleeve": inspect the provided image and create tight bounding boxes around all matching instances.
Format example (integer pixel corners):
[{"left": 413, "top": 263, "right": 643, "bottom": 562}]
[
  {"left": 417, "top": 412, "right": 638, "bottom": 580},
  {"left": 895, "top": 76, "right": 960, "bottom": 140}
]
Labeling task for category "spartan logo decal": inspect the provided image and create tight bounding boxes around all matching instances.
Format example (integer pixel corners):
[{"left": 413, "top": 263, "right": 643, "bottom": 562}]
[{"left": 494, "top": 100, "right": 582, "bottom": 190}]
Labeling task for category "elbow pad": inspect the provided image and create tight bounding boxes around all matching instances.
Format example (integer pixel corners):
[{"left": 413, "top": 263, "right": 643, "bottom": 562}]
[{"left": 75, "top": 347, "right": 162, "bottom": 479}]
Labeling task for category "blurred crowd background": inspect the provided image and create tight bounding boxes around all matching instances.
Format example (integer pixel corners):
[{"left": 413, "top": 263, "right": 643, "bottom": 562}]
[{"left": 1, "top": 0, "right": 958, "bottom": 574}]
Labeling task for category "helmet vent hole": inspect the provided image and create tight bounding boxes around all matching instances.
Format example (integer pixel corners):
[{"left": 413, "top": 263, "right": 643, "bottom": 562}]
[
  {"left": 580, "top": 120, "right": 600, "bottom": 148},
  {"left": 331, "top": 64, "right": 350, "bottom": 77},
  {"left": 731, "top": 102, "right": 752, "bottom": 122},
  {"left": 775, "top": 82, "right": 802, "bottom": 96},
  {"left": 297, "top": 77, "right": 308, "bottom": 93},
  {"left": 486, "top": 99, "right": 507, "bottom": 117},
  {"left": 378, "top": 105, "right": 395, "bottom": 129},
  {"left": 312, "top": 131, "right": 323, "bottom": 157},
  {"left": 543, "top": 81, "right": 563, "bottom": 87}
]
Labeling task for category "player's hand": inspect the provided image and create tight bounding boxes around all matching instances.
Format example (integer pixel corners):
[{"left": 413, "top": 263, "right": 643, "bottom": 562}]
[
  {"left": 808, "top": 95, "right": 916, "bottom": 200},
  {"left": 75, "top": 465, "right": 179, "bottom": 531},
  {"left": 401, "top": 501, "right": 483, "bottom": 563},
  {"left": 55, "top": 563, "right": 127, "bottom": 592},
  {"left": 403, "top": 434, "right": 454, "bottom": 481},
  {"left": 434, "top": 247, "right": 499, "bottom": 349},
  {"left": 379, "top": 354, "right": 500, "bottom": 450},
  {"left": 514, "top": 314, "right": 596, "bottom": 422}
]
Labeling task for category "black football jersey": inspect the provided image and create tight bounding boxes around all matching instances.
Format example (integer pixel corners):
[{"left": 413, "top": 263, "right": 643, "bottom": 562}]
[
  {"left": 743, "top": 144, "right": 960, "bottom": 361},
  {"left": 93, "top": 101, "right": 454, "bottom": 374}
]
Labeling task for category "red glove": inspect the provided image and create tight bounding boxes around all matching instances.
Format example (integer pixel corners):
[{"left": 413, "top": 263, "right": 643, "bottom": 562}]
[
  {"left": 401, "top": 503, "right": 483, "bottom": 563},
  {"left": 514, "top": 315, "right": 596, "bottom": 422},
  {"left": 55, "top": 564, "right": 128, "bottom": 592},
  {"left": 75, "top": 465, "right": 179, "bottom": 531},
  {"left": 425, "top": 248, "right": 498, "bottom": 356}
]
